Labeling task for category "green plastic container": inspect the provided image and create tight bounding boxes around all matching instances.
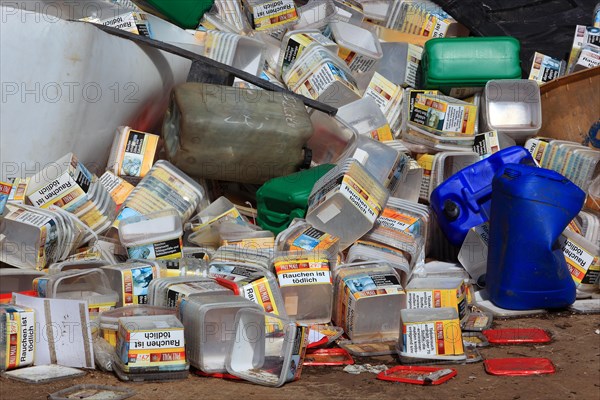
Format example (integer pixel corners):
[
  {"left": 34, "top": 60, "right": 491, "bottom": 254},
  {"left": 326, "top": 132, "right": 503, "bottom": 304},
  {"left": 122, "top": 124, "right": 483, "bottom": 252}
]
[
  {"left": 257, "top": 164, "right": 335, "bottom": 235},
  {"left": 132, "top": 0, "right": 215, "bottom": 29},
  {"left": 420, "top": 37, "right": 522, "bottom": 91}
]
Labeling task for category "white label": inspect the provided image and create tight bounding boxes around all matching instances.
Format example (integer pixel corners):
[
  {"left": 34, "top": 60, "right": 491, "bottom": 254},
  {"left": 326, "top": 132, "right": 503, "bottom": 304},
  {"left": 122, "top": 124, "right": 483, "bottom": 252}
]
[
  {"left": 27, "top": 174, "right": 79, "bottom": 207},
  {"left": 560, "top": 236, "right": 595, "bottom": 271},
  {"left": 339, "top": 179, "right": 378, "bottom": 223},
  {"left": 403, "top": 322, "right": 436, "bottom": 356},
  {"left": 406, "top": 291, "right": 433, "bottom": 309},
  {"left": 441, "top": 105, "right": 466, "bottom": 133},
  {"left": 278, "top": 269, "right": 331, "bottom": 287},
  {"left": 473, "top": 223, "right": 490, "bottom": 246},
  {"left": 129, "top": 329, "right": 185, "bottom": 350},
  {"left": 5, "top": 208, "right": 51, "bottom": 228}
]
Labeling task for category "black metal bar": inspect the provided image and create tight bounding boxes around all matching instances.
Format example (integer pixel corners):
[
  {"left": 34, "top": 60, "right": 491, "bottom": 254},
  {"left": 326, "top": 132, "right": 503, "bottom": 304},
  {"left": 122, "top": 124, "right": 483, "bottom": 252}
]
[{"left": 77, "top": 21, "right": 338, "bottom": 116}]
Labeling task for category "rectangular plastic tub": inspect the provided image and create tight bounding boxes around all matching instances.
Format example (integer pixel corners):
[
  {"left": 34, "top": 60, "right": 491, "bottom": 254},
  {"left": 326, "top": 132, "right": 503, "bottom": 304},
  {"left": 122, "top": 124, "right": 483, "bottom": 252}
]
[
  {"left": 420, "top": 37, "right": 522, "bottom": 91},
  {"left": 226, "top": 308, "right": 308, "bottom": 387},
  {"left": 178, "top": 295, "right": 261, "bottom": 373},
  {"left": 480, "top": 79, "right": 542, "bottom": 142}
]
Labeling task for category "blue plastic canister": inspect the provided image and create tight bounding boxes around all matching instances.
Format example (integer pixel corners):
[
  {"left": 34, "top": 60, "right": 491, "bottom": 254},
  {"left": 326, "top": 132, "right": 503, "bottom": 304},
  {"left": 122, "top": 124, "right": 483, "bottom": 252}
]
[
  {"left": 486, "top": 164, "right": 586, "bottom": 310},
  {"left": 430, "top": 146, "right": 534, "bottom": 247}
]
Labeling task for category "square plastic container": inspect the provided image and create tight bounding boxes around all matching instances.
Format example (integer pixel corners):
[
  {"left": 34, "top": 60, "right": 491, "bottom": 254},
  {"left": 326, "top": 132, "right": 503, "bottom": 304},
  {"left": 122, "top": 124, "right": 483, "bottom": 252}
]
[
  {"left": 481, "top": 79, "right": 542, "bottom": 142},
  {"left": 226, "top": 308, "right": 308, "bottom": 387},
  {"left": 377, "top": 42, "right": 423, "bottom": 88},
  {"left": 33, "top": 269, "right": 119, "bottom": 315},
  {"left": 99, "top": 305, "right": 177, "bottom": 347},
  {"left": 178, "top": 295, "right": 261, "bottom": 373},
  {"left": 399, "top": 307, "right": 465, "bottom": 361},
  {"left": 0, "top": 269, "right": 43, "bottom": 302},
  {"left": 273, "top": 251, "right": 334, "bottom": 324},
  {"left": 306, "top": 158, "right": 389, "bottom": 250},
  {"left": 116, "top": 314, "right": 188, "bottom": 373},
  {"left": 405, "top": 277, "right": 469, "bottom": 321},
  {"left": 0, "top": 304, "right": 35, "bottom": 371},
  {"left": 330, "top": 21, "right": 382, "bottom": 76},
  {"left": 333, "top": 262, "right": 405, "bottom": 341},
  {"left": 119, "top": 209, "right": 183, "bottom": 260},
  {"left": 337, "top": 98, "right": 393, "bottom": 142},
  {"left": 102, "top": 262, "right": 166, "bottom": 307}
]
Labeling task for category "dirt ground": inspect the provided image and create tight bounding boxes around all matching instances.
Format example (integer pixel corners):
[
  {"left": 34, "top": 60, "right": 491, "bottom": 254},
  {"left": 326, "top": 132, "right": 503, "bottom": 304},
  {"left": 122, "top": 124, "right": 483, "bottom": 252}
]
[{"left": 1, "top": 311, "right": 598, "bottom": 400}]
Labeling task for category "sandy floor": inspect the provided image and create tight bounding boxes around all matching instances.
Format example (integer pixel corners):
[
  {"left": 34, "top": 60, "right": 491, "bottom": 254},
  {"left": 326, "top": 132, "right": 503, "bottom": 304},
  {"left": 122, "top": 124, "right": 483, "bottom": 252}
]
[{"left": 1, "top": 311, "right": 599, "bottom": 400}]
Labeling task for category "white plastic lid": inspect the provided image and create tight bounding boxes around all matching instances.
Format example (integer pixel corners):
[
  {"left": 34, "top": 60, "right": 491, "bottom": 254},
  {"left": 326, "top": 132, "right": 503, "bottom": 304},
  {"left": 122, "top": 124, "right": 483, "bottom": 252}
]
[{"left": 119, "top": 209, "right": 183, "bottom": 246}]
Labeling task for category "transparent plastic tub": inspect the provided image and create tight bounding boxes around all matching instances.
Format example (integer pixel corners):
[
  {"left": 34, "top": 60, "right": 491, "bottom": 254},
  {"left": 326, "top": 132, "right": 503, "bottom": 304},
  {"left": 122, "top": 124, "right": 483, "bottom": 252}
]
[
  {"left": 333, "top": 262, "right": 405, "bottom": 341},
  {"left": 278, "top": 29, "right": 339, "bottom": 78},
  {"left": 48, "top": 260, "right": 109, "bottom": 275},
  {"left": 405, "top": 277, "right": 469, "bottom": 321},
  {"left": 0, "top": 304, "right": 35, "bottom": 371},
  {"left": 148, "top": 276, "right": 230, "bottom": 308},
  {"left": 273, "top": 251, "right": 334, "bottom": 324},
  {"left": 226, "top": 308, "right": 308, "bottom": 387},
  {"left": 306, "top": 158, "right": 389, "bottom": 249},
  {"left": 481, "top": 79, "right": 542, "bottom": 142},
  {"left": 99, "top": 305, "right": 176, "bottom": 347},
  {"left": 119, "top": 209, "right": 183, "bottom": 261},
  {"left": 33, "top": 269, "right": 119, "bottom": 315},
  {"left": 329, "top": 21, "right": 382, "bottom": 75},
  {"left": 102, "top": 261, "right": 166, "bottom": 307},
  {"left": 178, "top": 294, "right": 261, "bottom": 373},
  {"left": 377, "top": 42, "right": 423, "bottom": 88},
  {"left": 116, "top": 314, "right": 188, "bottom": 374},
  {"left": 0, "top": 269, "right": 43, "bottom": 298},
  {"left": 399, "top": 307, "right": 465, "bottom": 361},
  {"left": 337, "top": 98, "right": 393, "bottom": 142}
]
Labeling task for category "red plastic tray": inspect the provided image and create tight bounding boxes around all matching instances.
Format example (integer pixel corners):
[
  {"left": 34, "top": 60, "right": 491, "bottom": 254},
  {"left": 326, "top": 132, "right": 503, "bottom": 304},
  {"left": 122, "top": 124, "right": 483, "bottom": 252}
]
[
  {"left": 377, "top": 366, "right": 457, "bottom": 385},
  {"left": 483, "top": 328, "right": 551, "bottom": 344},
  {"left": 484, "top": 358, "right": 556, "bottom": 376},
  {"left": 192, "top": 368, "right": 242, "bottom": 380},
  {"left": 303, "top": 348, "right": 354, "bottom": 366}
]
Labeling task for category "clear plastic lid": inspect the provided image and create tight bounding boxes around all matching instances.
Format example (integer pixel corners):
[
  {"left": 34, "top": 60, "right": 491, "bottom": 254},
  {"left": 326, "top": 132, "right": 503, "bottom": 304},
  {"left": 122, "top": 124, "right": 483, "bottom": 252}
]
[
  {"left": 329, "top": 21, "right": 382, "bottom": 61},
  {"left": 119, "top": 209, "right": 182, "bottom": 246},
  {"left": 100, "top": 305, "right": 176, "bottom": 330},
  {"left": 226, "top": 308, "right": 308, "bottom": 387}
]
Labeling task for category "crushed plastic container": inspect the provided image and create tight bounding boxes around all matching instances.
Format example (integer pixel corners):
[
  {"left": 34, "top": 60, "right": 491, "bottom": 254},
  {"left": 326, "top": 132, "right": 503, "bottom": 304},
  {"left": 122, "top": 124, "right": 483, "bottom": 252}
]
[
  {"left": 119, "top": 209, "right": 183, "bottom": 260},
  {"left": 486, "top": 164, "right": 586, "bottom": 310},
  {"left": 178, "top": 294, "right": 261, "bottom": 373},
  {"left": 225, "top": 308, "right": 308, "bottom": 387},
  {"left": 481, "top": 79, "right": 542, "bottom": 142}
]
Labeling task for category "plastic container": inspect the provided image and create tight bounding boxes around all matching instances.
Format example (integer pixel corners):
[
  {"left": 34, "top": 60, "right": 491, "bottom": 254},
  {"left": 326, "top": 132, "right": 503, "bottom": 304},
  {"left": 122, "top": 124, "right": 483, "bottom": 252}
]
[
  {"left": 0, "top": 269, "right": 43, "bottom": 302},
  {"left": 107, "top": 126, "right": 159, "bottom": 179},
  {"left": 178, "top": 295, "right": 261, "bottom": 373},
  {"left": 33, "top": 269, "right": 119, "bottom": 314},
  {"left": 131, "top": 0, "right": 214, "bottom": 29},
  {"left": 115, "top": 314, "right": 187, "bottom": 373},
  {"left": 420, "top": 37, "right": 522, "bottom": 92},
  {"left": 329, "top": 21, "right": 382, "bottom": 77},
  {"left": 162, "top": 83, "right": 314, "bottom": 184},
  {"left": 208, "top": 261, "right": 287, "bottom": 317},
  {"left": 377, "top": 42, "right": 423, "bottom": 88},
  {"left": 293, "top": 0, "right": 336, "bottom": 31},
  {"left": 0, "top": 304, "right": 35, "bottom": 371},
  {"left": 405, "top": 277, "right": 468, "bottom": 321},
  {"left": 225, "top": 308, "right": 308, "bottom": 387},
  {"left": 48, "top": 260, "right": 109, "bottom": 275},
  {"left": 242, "top": 0, "right": 300, "bottom": 32},
  {"left": 283, "top": 45, "right": 362, "bottom": 107},
  {"left": 398, "top": 308, "right": 465, "bottom": 361},
  {"left": 337, "top": 98, "right": 393, "bottom": 142},
  {"left": 113, "top": 160, "right": 209, "bottom": 229},
  {"left": 119, "top": 209, "right": 183, "bottom": 260},
  {"left": 278, "top": 29, "right": 339, "bottom": 78},
  {"left": 148, "top": 276, "right": 230, "bottom": 308},
  {"left": 486, "top": 164, "right": 586, "bottom": 310},
  {"left": 273, "top": 252, "right": 334, "bottom": 324},
  {"left": 429, "top": 146, "right": 535, "bottom": 247},
  {"left": 306, "top": 158, "right": 389, "bottom": 250},
  {"left": 275, "top": 220, "right": 340, "bottom": 258},
  {"left": 203, "top": 30, "right": 266, "bottom": 76},
  {"left": 256, "top": 164, "right": 335, "bottom": 235},
  {"left": 99, "top": 305, "right": 177, "bottom": 348},
  {"left": 102, "top": 262, "right": 166, "bottom": 307},
  {"left": 332, "top": 0, "right": 364, "bottom": 25},
  {"left": 481, "top": 80, "right": 542, "bottom": 142},
  {"left": 333, "top": 262, "right": 405, "bottom": 341}
]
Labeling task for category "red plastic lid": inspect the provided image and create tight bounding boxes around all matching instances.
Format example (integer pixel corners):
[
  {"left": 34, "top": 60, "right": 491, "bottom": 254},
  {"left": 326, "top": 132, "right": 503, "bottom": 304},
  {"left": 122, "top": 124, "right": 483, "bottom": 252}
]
[
  {"left": 484, "top": 358, "right": 556, "bottom": 376},
  {"left": 192, "top": 368, "right": 242, "bottom": 380},
  {"left": 483, "top": 328, "right": 551, "bottom": 344},
  {"left": 307, "top": 335, "right": 330, "bottom": 349},
  {"left": 377, "top": 366, "right": 457, "bottom": 385},
  {"left": 303, "top": 349, "right": 355, "bottom": 366}
]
